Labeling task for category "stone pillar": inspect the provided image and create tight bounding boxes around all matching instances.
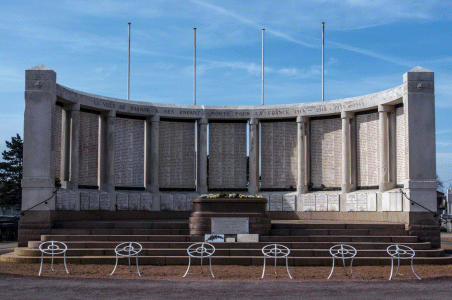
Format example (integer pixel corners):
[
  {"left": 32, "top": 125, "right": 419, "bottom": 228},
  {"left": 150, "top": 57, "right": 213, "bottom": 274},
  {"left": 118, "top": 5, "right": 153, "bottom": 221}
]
[
  {"left": 68, "top": 103, "right": 80, "bottom": 192},
  {"left": 61, "top": 105, "right": 71, "bottom": 184},
  {"left": 341, "top": 111, "right": 354, "bottom": 193},
  {"left": 144, "top": 117, "right": 152, "bottom": 192},
  {"left": 248, "top": 118, "right": 259, "bottom": 195},
  {"left": 20, "top": 65, "right": 57, "bottom": 246},
  {"left": 99, "top": 110, "right": 115, "bottom": 193},
  {"left": 403, "top": 67, "right": 439, "bottom": 247},
  {"left": 378, "top": 105, "right": 394, "bottom": 192},
  {"left": 296, "top": 116, "right": 307, "bottom": 194},
  {"left": 197, "top": 118, "right": 208, "bottom": 194},
  {"left": 150, "top": 115, "right": 159, "bottom": 194}
]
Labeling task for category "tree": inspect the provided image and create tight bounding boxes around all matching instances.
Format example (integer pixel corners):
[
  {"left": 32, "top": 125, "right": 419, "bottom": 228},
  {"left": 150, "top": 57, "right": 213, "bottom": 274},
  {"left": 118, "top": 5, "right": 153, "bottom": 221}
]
[{"left": 0, "top": 134, "right": 23, "bottom": 206}]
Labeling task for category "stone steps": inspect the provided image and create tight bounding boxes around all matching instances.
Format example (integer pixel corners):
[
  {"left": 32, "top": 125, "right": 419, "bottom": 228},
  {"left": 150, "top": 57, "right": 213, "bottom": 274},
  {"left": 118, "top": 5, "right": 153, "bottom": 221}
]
[{"left": 3, "top": 220, "right": 449, "bottom": 266}]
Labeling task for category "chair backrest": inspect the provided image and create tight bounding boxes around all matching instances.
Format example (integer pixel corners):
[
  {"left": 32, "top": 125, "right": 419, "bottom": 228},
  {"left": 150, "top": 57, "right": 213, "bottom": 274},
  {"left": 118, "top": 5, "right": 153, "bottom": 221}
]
[
  {"left": 186, "top": 242, "right": 215, "bottom": 258},
  {"left": 261, "top": 244, "right": 290, "bottom": 258},
  {"left": 114, "top": 242, "right": 143, "bottom": 257},
  {"left": 386, "top": 244, "right": 415, "bottom": 259},
  {"left": 329, "top": 244, "right": 357, "bottom": 259},
  {"left": 39, "top": 241, "right": 68, "bottom": 255}
]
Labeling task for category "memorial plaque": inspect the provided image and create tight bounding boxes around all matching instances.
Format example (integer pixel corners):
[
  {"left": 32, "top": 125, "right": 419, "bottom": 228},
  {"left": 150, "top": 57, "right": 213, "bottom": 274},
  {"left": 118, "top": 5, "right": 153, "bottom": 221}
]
[
  {"left": 140, "top": 193, "right": 153, "bottom": 211},
  {"left": 205, "top": 234, "right": 224, "bottom": 243},
  {"left": 346, "top": 194, "right": 358, "bottom": 211},
  {"left": 56, "top": 190, "right": 76, "bottom": 210},
  {"left": 357, "top": 113, "right": 380, "bottom": 187},
  {"left": 283, "top": 194, "right": 296, "bottom": 211},
  {"left": 160, "top": 194, "right": 173, "bottom": 211},
  {"left": 367, "top": 193, "right": 377, "bottom": 211},
  {"left": 384, "top": 192, "right": 402, "bottom": 212},
  {"left": 99, "top": 193, "right": 110, "bottom": 210},
  {"left": 316, "top": 194, "right": 328, "bottom": 211},
  {"left": 89, "top": 192, "right": 100, "bottom": 210},
  {"left": 396, "top": 107, "right": 406, "bottom": 185},
  {"left": 382, "top": 192, "right": 390, "bottom": 211},
  {"left": 237, "top": 234, "right": 259, "bottom": 243},
  {"left": 129, "top": 193, "right": 140, "bottom": 210},
  {"left": 269, "top": 194, "right": 283, "bottom": 211},
  {"left": 116, "top": 193, "right": 128, "bottom": 210},
  {"left": 80, "top": 192, "right": 90, "bottom": 211},
  {"left": 79, "top": 112, "right": 99, "bottom": 186},
  {"left": 357, "top": 193, "right": 367, "bottom": 211},
  {"left": 328, "top": 194, "right": 340, "bottom": 211},
  {"left": 173, "top": 194, "right": 187, "bottom": 211},
  {"left": 52, "top": 105, "right": 62, "bottom": 179},
  {"left": 225, "top": 237, "right": 236, "bottom": 243},
  {"left": 211, "top": 217, "right": 249, "bottom": 234},
  {"left": 303, "top": 194, "right": 316, "bottom": 211}
]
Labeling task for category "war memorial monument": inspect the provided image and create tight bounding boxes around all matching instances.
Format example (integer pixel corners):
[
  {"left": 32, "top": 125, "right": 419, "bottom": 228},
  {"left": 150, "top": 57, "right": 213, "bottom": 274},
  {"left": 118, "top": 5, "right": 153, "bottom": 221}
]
[{"left": 11, "top": 64, "right": 445, "bottom": 266}]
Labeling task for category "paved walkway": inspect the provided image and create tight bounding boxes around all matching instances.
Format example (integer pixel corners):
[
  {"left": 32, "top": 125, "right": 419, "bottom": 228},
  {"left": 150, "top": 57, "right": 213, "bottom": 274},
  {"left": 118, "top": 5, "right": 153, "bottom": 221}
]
[{"left": 0, "top": 273, "right": 450, "bottom": 300}]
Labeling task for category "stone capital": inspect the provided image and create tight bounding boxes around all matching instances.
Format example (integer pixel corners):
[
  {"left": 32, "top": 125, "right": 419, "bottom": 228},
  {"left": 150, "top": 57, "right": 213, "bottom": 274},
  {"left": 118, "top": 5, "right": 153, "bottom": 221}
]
[
  {"left": 150, "top": 115, "right": 160, "bottom": 122},
  {"left": 341, "top": 111, "right": 354, "bottom": 119},
  {"left": 296, "top": 116, "right": 307, "bottom": 123},
  {"left": 249, "top": 118, "right": 259, "bottom": 125},
  {"left": 198, "top": 118, "right": 208, "bottom": 125},
  {"left": 378, "top": 105, "right": 394, "bottom": 113}
]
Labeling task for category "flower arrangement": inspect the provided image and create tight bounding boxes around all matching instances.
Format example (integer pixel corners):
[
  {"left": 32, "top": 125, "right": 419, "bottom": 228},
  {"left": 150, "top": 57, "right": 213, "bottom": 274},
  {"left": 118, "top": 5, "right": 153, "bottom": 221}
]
[{"left": 199, "top": 193, "right": 264, "bottom": 199}]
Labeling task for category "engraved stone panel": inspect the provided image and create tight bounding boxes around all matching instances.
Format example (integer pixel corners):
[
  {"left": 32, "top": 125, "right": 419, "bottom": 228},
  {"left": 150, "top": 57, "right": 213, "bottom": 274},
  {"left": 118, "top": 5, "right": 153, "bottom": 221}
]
[
  {"left": 357, "top": 112, "right": 380, "bottom": 187},
  {"left": 116, "top": 193, "right": 128, "bottom": 210},
  {"left": 382, "top": 192, "right": 402, "bottom": 212},
  {"left": 114, "top": 117, "right": 144, "bottom": 187},
  {"left": 261, "top": 121, "right": 297, "bottom": 189},
  {"left": 367, "top": 193, "right": 377, "bottom": 211},
  {"left": 56, "top": 189, "right": 76, "bottom": 210},
  {"left": 237, "top": 234, "right": 259, "bottom": 242},
  {"left": 303, "top": 194, "right": 316, "bottom": 211},
  {"left": 283, "top": 194, "right": 296, "bottom": 211},
  {"left": 80, "top": 192, "right": 90, "bottom": 210},
  {"left": 160, "top": 194, "right": 173, "bottom": 211},
  {"left": 310, "top": 118, "right": 342, "bottom": 188},
  {"left": 328, "top": 194, "right": 340, "bottom": 211},
  {"left": 128, "top": 193, "right": 140, "bottom": 210},
  {"left": 396, "top": 106, "right": 406, "bottom": 186},
  {"left": 208, "top": 122, "right": 247, "bottom": 189},
  {"left": 159, "top": 121, "right": 196, "bottom": 189},
  {"left": 357, "top": 193, "right": 367, "bottom": 211},
  {"left": 211, "top": 217, "right": 249, "bottom": 234},
  {"left": 186, "top": 193, "right": 198, "bottom": 211},
  {"left": 346, "top": 193, "right": 358, "bottom": 212},
  {"left": 140, "top": 193, "right": 153, "bottom": 211},
  {"left": 89, "top": 192, "right": 100, "bottom": 210},
  {"left": 51, "top": 105, "right": 62, "bottom": 179},
  {"left": 99, "top": 192, "right": 110, "bottom": 210},
  {"left": 316, "top": 194, "right": 328, "bottom": 212},
  {"left": 269, "top": 194, "right": 283, "bottom": 211},
  {"left": 173, "top": 194, "right": 187, "bottom": 211},
  {"left": 79, "top": 111, "right": 99, "bottom": 186}
]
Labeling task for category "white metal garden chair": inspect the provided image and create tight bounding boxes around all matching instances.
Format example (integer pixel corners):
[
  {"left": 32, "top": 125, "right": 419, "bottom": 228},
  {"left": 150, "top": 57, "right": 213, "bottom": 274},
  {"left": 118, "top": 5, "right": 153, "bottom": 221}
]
[
  {"left": 110, "top": 242, "right": 143, "bottom": 276},
  {"left": 386, "top": 244, "right": 421, "bottom": 280},
  {"left": 328, "top": 244, "right": 357, "bottom": 279},
  {"left": 183, "top": 242, "right": 215, "bottom": 278},
  {"left": 38, "top": 241, "right": 69, "bottom": 276},
  {"left": 261, "top": 243, "right": 292, "bottom": 279}
]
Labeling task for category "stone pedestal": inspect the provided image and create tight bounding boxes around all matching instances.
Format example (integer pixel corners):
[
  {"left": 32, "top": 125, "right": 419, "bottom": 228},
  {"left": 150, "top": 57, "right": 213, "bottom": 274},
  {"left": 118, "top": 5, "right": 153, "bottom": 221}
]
[{"left": 189, "top": 198, "right": 271, "bottom": 235}]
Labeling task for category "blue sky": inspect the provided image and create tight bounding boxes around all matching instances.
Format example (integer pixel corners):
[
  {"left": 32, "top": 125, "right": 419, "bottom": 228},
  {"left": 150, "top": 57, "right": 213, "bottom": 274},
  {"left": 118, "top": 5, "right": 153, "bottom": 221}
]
[{"left": 1, "top": 0, "right": 451, "bottom": 189}]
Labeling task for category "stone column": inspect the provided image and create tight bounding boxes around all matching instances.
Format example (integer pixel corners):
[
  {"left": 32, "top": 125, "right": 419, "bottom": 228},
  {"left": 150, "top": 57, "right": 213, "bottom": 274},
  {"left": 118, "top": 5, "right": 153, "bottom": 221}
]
[
  {"left": 99, "top": 110, "right": 115, "bottom": 193},
  {"left": 144, "top": 117, "right": 152, "bottom": 192},
  {"left": 150, "top": 115, "right": 159, "bottom": 193},
  {"left": 296, "top": 116, "right": 307, "bottom": 194},
  {"left": 341, "top": 111, "right": 354, "bottom": 193},
  {"left": 403, "top": 67, "right": 438, "bottom": 247},
  {"left": 378, "top": 104, "right": 393, "bottom": 192},
  {"left": 197, "top": 118, "right": 208, "bottom": 194},
  {"left": 20, "top": 65, "right": 57, "bottom": 246},
  {"left": 248, "top": 118, "right": 259, "bottom": 195},
  {"left": 68, "top": 103, "right": 80, "bottom": 192},
  {"left": 60, "top": 105, "right": 71, "bottom": 184}
]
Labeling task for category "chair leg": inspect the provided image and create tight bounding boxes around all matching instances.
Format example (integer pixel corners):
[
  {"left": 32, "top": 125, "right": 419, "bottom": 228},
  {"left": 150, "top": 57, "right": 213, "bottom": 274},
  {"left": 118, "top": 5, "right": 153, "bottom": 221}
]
[
  {"left": 39, "top": 253, "right": 44, "bottom": 276},
  {"left": 395, "top": 257, "right": 401, "bottom": 276},
  {"left": 183, "top": 257, "right": 191, "bottom": 277},
  {"left": 63, "top": 253, "right": 69, "bottom": 274},
  {"left": 285, "top": 257, "right": 292, "bottom": 279},
  {"left": 110, "top": 255, "right": 119, "bottom": 276},
  {"left": 411, "top": 258, "right": 421, "bottom": 280},
  {"left": 261, "top": 257, "right": 267, "bottom": 279},
  {"left": 389, "top": 258, "right": 394, "bottom": 280},
  {"left": 350, "top": 258, "right": 355, "bottom": 279},
  {"left": 209, "top": 256, "right": 214, "bottom": 278},
  {"left": 341, "top": 257, "right": 347, "bottom": 276},
  {"left": 328, "top": 258, "right": 335, "bottom": 279},
  {"left": 136, "top": 255, "right": 141, "bottom": 276}
]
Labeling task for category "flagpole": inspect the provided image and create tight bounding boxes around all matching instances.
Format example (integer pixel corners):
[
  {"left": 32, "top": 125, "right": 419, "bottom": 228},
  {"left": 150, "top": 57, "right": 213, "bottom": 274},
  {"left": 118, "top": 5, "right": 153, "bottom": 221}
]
[
  {"left": 194, "top": 28, "right": 197, "bottom": 106},
  {"left": 262, "top": 28, "right": 265, "bottom": 106},
  {"left": 128, "top": 22, "right": 131, "bottom": 101},
  {"left": 322, "top": 22, "right": 325, "bottom": 102}
]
